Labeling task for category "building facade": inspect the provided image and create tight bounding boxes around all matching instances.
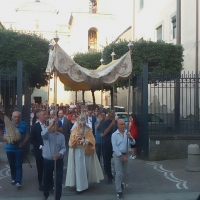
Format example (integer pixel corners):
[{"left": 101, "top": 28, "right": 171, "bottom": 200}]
[
  {"left": 133, "top": 0, "right": 199, "bottom": 72},
  {"left": 0, "top": 0, "right": 134, "bottom": 105}
]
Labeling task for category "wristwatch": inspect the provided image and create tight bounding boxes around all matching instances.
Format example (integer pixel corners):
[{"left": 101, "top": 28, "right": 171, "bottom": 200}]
[{"left": 59, "top": 153, "right": 63, "bottom": 158}]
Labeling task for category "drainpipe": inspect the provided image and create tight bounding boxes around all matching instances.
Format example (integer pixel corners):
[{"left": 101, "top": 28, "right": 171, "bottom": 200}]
[
  {"left": 175, "top": 0, "right": 181, "bottom": 132},
  {"left": 195, "top": 0, "right": 199, "bottom": 123},
  {"left": 132, "top": 0, "right": 135, "bottom": 41},
  {"left": 176, "top": 0, "right": 181, "bottom": 44}
]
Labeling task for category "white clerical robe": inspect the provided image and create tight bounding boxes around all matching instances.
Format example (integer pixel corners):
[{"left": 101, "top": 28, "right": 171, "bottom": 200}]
[{"left": 65, "top": 147, "right": 104, "bottom": 191}]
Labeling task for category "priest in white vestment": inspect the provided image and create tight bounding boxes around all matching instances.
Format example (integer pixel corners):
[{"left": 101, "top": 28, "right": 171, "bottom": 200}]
[{"left": 65, "top": 113, "right": 104, "bottom": 193}]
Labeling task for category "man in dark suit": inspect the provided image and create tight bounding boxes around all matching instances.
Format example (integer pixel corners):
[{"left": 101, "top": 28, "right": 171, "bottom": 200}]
[
  {"left": 30, "top": 109, "right": 47, "bottom": 191},
  {"left": 58, "top": 110, "right": 72, "bottom": 166},
  {"left": 86, "top": 108, "right": 96, "bottom": 135}
]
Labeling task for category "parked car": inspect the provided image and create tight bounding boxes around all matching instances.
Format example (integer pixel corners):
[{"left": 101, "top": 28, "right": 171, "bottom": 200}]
[
  {"left": 154, "top": 113, "right": 200, "bottom": 134},
  {"left": 104, "top": 106, "right": 125, "bottom": 113},
  {"left": 148, "top": 113, "right": 173, "bottom": 133},
  {"left": 115, "top": 112, "right": 129, "bottom": 128},
  {"left": 76, "top": 100, "right": 93, "bottom": 105}
]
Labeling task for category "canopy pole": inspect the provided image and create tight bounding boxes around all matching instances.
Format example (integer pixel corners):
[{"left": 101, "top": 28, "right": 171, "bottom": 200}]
[
  {"left": 124, "top": 43, "right": 133, "bottom": 190},
  {"left": 126, "top": 76, "right": 131, "bottom": 153},
  {"left": 112, "top": 84, "right": 115, "bottom": 110},
  {"left": 101, "top": 85, "right": 103, "bottom": 106},
  {"left": 46, "top": 73, "right": 50, "bottom": 126},
  {"left": 124, "top": 76, "right": 131, "bottom": 190},
  {"left": 54, "top": 70, "right": 58, "bottom": 200}
]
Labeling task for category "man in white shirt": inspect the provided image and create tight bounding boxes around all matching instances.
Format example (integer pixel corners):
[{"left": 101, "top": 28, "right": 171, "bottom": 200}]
[{"left": 111, "top": 119, "right": 135, "bottom": 200}]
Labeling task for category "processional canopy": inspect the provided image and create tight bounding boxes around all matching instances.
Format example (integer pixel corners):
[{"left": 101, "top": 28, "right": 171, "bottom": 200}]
[{"left": 46, "top": 44, "right": 132, "bottom": 91}]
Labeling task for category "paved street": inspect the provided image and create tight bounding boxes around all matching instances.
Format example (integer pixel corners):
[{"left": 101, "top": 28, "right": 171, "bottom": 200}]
[{"left": 0, "top": 155, "right": 200, "bottom": 200}]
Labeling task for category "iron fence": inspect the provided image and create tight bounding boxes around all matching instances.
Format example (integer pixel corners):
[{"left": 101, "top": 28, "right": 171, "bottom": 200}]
[
  {"left": 133, "top": 71, "right": 200, "bottom": 135},
  {"left": 0, "top": 68, "right": 30, "bottom": 142}
]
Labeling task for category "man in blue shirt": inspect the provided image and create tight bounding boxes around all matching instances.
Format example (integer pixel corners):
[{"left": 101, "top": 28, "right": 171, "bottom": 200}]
[
  {"left": 100, "top": 111, "right": 118, "bottom": 184},
  {"left": 95, "top": 112, "right": 106, "bottom": 165},
  {"left": 4, "top": 111, "right": 29, "bottom": 189},
  {"left": 41, "top": 118, "right": 66, "bottom": 200}
]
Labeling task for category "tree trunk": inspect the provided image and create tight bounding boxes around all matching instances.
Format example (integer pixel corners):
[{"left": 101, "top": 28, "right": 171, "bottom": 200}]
[
  {"left": 82, "top": 90, "right": 85, "bottom": 105},
  {"left": 75, "top": 91, "right": 77, "bottom": 104},
  {"left": 91, "top": 89, "right": 96, "bottom": 105},
  {"left": 110, "top": 89, "right": 113, "bottom": 109}
]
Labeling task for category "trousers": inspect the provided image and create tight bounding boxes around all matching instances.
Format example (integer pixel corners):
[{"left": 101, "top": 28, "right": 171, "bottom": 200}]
[
  {"left": 7, "top": 151, "right": 23, "bottom": 184},
  {"left": 104, "top": 140, "right": 113, "bottom": 179},
  {"left": 43, "top": 158, "right": 63, "bottom": 200},
  {"left": 113, "top": 153, "right": 127, "bottom": 193}
]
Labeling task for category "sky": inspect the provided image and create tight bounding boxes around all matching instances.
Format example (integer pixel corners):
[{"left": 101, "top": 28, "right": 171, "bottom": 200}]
[
  {"left": 0, "top": 0, "right": 133, "bottom": 29},
  {"left": 0, "top": 0, "right": 73, "bottom": 24}
]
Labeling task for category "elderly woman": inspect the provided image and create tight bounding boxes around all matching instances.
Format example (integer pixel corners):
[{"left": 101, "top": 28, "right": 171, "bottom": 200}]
[{"left": 65, "top": 112, "right": 104, "bottom": 194}]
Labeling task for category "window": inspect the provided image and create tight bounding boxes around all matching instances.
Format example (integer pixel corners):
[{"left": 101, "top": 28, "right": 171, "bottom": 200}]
[
  {"left": 89, "top": 0, "right": 97, "bottom": 14},
  {"left": 140, "top": 0, "right": 144, "bottom": 10},
  {"left": 156, "top": 25, "right": 162, "bottom": 41},
  {"left": 172, "top": 16, "right": 176, "bottom": 39},
  {"left": 88, "top": 28, "right": 97, "bottom": 52}
]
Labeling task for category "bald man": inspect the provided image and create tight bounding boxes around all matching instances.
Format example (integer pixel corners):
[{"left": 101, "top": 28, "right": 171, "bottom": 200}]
[
  {"left": 4, "top": 111, "right": 29, "bottom": 190},
  {"left": 111, "top": 119, "right": 135, "bottom": 200}
]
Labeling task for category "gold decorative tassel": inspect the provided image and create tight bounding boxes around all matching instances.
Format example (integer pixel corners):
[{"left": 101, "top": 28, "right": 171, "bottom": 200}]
[{"left": 4, "top": 115, "right": 21, "bottom": 144}]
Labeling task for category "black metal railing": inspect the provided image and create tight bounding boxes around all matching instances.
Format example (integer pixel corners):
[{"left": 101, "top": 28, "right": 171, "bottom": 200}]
[{"left": 133, "top": 71, "right": 200, "bottom": 135}]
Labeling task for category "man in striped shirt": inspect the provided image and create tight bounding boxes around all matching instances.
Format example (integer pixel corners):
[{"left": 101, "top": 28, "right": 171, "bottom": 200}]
[{"left": 4, "top": 111, "right": 29, "bottom": 189}]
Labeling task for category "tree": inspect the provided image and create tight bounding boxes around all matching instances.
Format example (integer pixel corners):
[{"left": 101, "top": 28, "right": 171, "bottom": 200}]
[
  {"left": 0, "top": 29, "right": 49, "bottom": 88},
  {"left": 73, "top": 51, "right": 102, "bottom": 104},
  {"left": 73, "top": 40, "right": 184, "bottom": 107},
  {"left": 103, "top": 39, "right": 184, "bottom": 87}
]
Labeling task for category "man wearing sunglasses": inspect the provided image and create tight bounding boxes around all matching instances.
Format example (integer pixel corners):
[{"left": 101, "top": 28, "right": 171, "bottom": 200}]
[{"left": 111, "top": 119, "right": 135, "bottom": 200}]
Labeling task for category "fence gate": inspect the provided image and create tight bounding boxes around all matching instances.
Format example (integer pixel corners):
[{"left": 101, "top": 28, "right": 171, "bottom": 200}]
[
  {"left": 0, "top": 68, "right": 31, "bottom": 141},
  {"left": 132, "top": 68, "right": 200, "bottom": 159},
  {"left": 0, "top": 68, "right": 18, "bottom": 117},
  {"left": 132, "top": 65, "right": 149, "bottom": 158}
]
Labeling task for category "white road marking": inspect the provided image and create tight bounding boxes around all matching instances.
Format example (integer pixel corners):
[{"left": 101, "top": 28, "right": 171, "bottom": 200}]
[
  {"left": 0, "top": 165, "right": 10, "bottom": 180},
  {"left": 147, "top": 162, "right": 188, "bottom": 190}
]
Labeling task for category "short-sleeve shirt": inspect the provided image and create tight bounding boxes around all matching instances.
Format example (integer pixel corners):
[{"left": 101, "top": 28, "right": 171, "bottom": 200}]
[
  {"left": 95, "top": 120, "right": 105, "bottom": 144},
  {"left": 102, "top": 119, "right": 118, "bottom": 141},
  {"left": 4, "top": 120, "right": 29, "bottom": 152}
]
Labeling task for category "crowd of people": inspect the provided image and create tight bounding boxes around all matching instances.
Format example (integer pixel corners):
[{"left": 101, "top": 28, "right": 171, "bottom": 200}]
[{"left": 3, "top": 101, "right": 139, "bottom": 200}]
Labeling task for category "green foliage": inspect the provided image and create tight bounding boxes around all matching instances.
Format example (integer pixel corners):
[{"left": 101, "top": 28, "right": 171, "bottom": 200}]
[
  {"left": 131, "top": 40, "right": 184, "bottom": 76},
  {"left": 103, "top": 40, "right": 129, "bottom": 64},
  {"left": 68, "top": 39, "right": 184, "bottom": 90},
  {"left": 103, "top": 39, "right": 184, "bottom": 87},
  {"left": 0, "top": 29, "right": 49, "bottom": 88},
  {"left": 73, "top": 51, "right": 102, "bottom": 69}
]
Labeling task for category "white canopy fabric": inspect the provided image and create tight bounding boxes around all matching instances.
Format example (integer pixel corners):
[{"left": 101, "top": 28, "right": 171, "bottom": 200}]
[{"left": 46, "top": 44, "right": 132, "bottom": 91}]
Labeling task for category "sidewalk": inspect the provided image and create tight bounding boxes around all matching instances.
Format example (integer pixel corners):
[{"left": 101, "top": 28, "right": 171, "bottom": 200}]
[{"left": 0, "top": 192, "right": 199, "bottom": 200}]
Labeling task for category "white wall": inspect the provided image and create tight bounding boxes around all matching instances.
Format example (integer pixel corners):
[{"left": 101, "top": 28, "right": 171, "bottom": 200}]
[{"left": 134, "top": 0, "right": 200, "bottom": 72}]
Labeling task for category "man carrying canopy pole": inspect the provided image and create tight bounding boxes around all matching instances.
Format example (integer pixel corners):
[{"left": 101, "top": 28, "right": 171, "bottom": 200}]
[
  {"left": 42, "top": 33, "right": 65, "bottom": 200},
  {"left": 111, "top": 118, "right": 135, "bottom": 200}
]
